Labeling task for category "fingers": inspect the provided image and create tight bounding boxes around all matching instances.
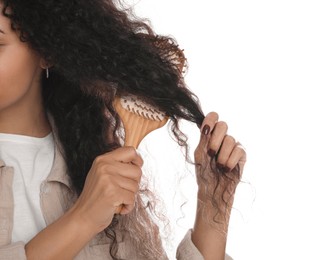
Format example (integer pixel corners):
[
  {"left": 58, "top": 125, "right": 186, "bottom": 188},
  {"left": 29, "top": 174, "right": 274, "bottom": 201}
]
[
  {"left": 226, "top": 143, "right": 247, "bottom": 170},
  {"left": 112, "top": 189, "right": 137, "bottom": 215},
  {"left": 208, "top": 121, "right": 228, "bottom": 153},
  {"left": 215, "top": 135, "right": 236, "bottom": 166},
  {"left": 195, "top": 112, "right": 220, "bottom": 160},
  {"left": 200, "top": 112, "right": 219, "bottom": 135},
  {"left": 97, "top": 161, "right": 142, "bottom": 182},
  {"left": 111, "top": 175, "right": 140, "bottom": 194},
  {"left": 197, "top": 112, "right": 246, "bottom": 172},
  {"left": 92, "top": 173, "right": 139, "bottom": 215},
  {"left": 209, "top": 131, "right": 246, "bottom": 171},
  {"left": 73, "top": 147, "right": 144, "bottom": 233},
  {"left": 93, "top": 148, "right": 142, "bottom": 205},
  {"left": 94, "top": 147, "right": 143, "bottom": 181},
  {"left": 103, "top": 146, "right": 144, "bottom": 167},
  {"left": 110, "top": 173, "right": 140, "bottom": 215},
  {"left": 94, "top": 147, "right": 142, "bottom": 166}
]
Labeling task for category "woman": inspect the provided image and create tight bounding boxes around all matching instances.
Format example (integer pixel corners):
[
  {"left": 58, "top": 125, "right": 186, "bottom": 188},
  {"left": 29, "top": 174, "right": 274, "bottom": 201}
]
[{"left": 0, "top": 0, "right": 246, "bottom": 259}]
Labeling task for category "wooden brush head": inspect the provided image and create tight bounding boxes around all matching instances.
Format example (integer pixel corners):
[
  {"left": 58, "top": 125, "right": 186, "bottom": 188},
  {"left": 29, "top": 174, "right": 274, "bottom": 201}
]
[{"left": 114, "top": 95, "right": 169, "bottom": 148}]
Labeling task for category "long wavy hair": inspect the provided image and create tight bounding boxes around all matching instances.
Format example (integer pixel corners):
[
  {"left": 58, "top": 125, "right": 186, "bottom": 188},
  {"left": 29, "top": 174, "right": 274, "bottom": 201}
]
[{"left": 2, "top": 0, "right": 239, "bottom": 258}]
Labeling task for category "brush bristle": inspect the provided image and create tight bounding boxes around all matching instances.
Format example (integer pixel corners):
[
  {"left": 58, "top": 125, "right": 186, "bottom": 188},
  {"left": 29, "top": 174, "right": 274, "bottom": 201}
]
[{"left": 120, "top": 95, "right": 166, "bottom": 121}]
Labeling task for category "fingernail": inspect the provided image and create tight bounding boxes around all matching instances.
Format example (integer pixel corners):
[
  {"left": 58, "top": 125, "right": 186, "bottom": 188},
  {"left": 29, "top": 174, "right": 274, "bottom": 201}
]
[
  {"left": 208, "top": 149, "right": 216, "bottom": 157},
  {"left": 216, "top": 162, "right": 225, "bottom": 168},
  {"left": 224, "top": 167, "right": 231, "bottom": 173},
  {"left": 202, "top": 125, "right": 210, "bottom": 135},
  {"left": 216, "top": 163, "right": 231, "bottom": 173}
]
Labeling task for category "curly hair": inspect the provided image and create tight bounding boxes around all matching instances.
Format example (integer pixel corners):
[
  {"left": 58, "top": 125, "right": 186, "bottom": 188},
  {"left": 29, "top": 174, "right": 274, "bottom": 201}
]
[{"left": 2, "top": 0, "right": 239, "bottom": 258}]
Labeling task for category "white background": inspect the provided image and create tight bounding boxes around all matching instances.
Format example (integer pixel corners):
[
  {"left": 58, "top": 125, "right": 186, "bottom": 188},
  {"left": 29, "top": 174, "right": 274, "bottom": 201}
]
[{"left": 126, "top": 1, "right": 325, "bottom": 259}]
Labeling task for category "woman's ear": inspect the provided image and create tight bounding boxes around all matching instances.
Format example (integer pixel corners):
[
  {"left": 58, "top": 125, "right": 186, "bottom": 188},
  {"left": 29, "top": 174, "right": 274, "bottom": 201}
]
[
  {"left": 39, "top": 58, "right": 50, "bottom": 69},
  {"left": 39, "top": 58, "right": 53, "bottom": 79}
]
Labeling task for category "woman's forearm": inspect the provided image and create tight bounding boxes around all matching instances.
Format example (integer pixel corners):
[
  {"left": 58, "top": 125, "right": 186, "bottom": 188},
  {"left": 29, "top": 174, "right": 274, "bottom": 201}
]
[
  {"left": 25, "top": 207, "right": 96, "bottom": 260},
  {"left": 191, "top": 200, "right": 230, "bottom": 260}
]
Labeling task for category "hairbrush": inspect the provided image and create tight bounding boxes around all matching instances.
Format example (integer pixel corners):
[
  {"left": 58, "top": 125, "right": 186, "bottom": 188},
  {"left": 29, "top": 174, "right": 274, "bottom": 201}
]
[{"left": 113, "top": 95, "right": 169, "bottom": 213}]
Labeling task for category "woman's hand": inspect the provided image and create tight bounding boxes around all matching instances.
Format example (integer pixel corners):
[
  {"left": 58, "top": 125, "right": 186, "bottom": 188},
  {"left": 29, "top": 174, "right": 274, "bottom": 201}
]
[
  {"left": 192, "top": 112, "right": 246, "bottom": 260},
  {"left": 70, "top": 146, "right": 143, "bottom": 235},
  {"left": 194, "top": 112, "right": 246, "bottom": 216},
  {"left": 25, "top": 147, "right": 143, "bottom": 259}
]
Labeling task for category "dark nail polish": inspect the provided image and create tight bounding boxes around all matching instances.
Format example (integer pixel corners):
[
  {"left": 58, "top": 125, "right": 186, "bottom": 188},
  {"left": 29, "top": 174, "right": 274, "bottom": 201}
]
[
  {"left": 216, "top": 162, "right": 225, "bottom": 168},
  {"left": 202, "top": 125, "right": 210, "bottom": 135},
  {"left": 216, "top": 163, "right": 231, "bottom": 173},
  {"left": 208, "top": 149, "right": 216, "bottom": 157}
]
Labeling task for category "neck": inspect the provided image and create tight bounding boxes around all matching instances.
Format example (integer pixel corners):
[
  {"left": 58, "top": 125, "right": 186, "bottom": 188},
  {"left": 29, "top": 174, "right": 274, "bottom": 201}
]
[{"left": 0, "top": 100, "right": 51, "bottom": 138}]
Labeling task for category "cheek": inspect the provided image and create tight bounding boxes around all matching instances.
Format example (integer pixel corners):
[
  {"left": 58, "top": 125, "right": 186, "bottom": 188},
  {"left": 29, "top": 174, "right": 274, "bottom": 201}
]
[{"left": 0, "top": 44, "right": 41, "bottom": 110}]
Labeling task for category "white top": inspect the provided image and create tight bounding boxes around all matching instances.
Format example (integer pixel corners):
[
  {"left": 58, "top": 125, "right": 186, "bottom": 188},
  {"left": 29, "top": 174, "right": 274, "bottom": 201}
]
[{"left": 0, "top": 132, "right": 54, "bottom": 243}]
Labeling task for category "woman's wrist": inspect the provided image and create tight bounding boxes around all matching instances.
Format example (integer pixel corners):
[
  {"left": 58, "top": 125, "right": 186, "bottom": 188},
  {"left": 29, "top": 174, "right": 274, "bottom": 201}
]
[
  {"left": 191, "top": 198, "right": 229, "bottom": 260},
  {"left": 195, "top": 197, "right": 231, "bottom": 232},
  {"left": 67, "top": 202, "right": 102, "bottom": 237},
  {"left": 25, "top": 207, "right": 97, "bottom": 260}
]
